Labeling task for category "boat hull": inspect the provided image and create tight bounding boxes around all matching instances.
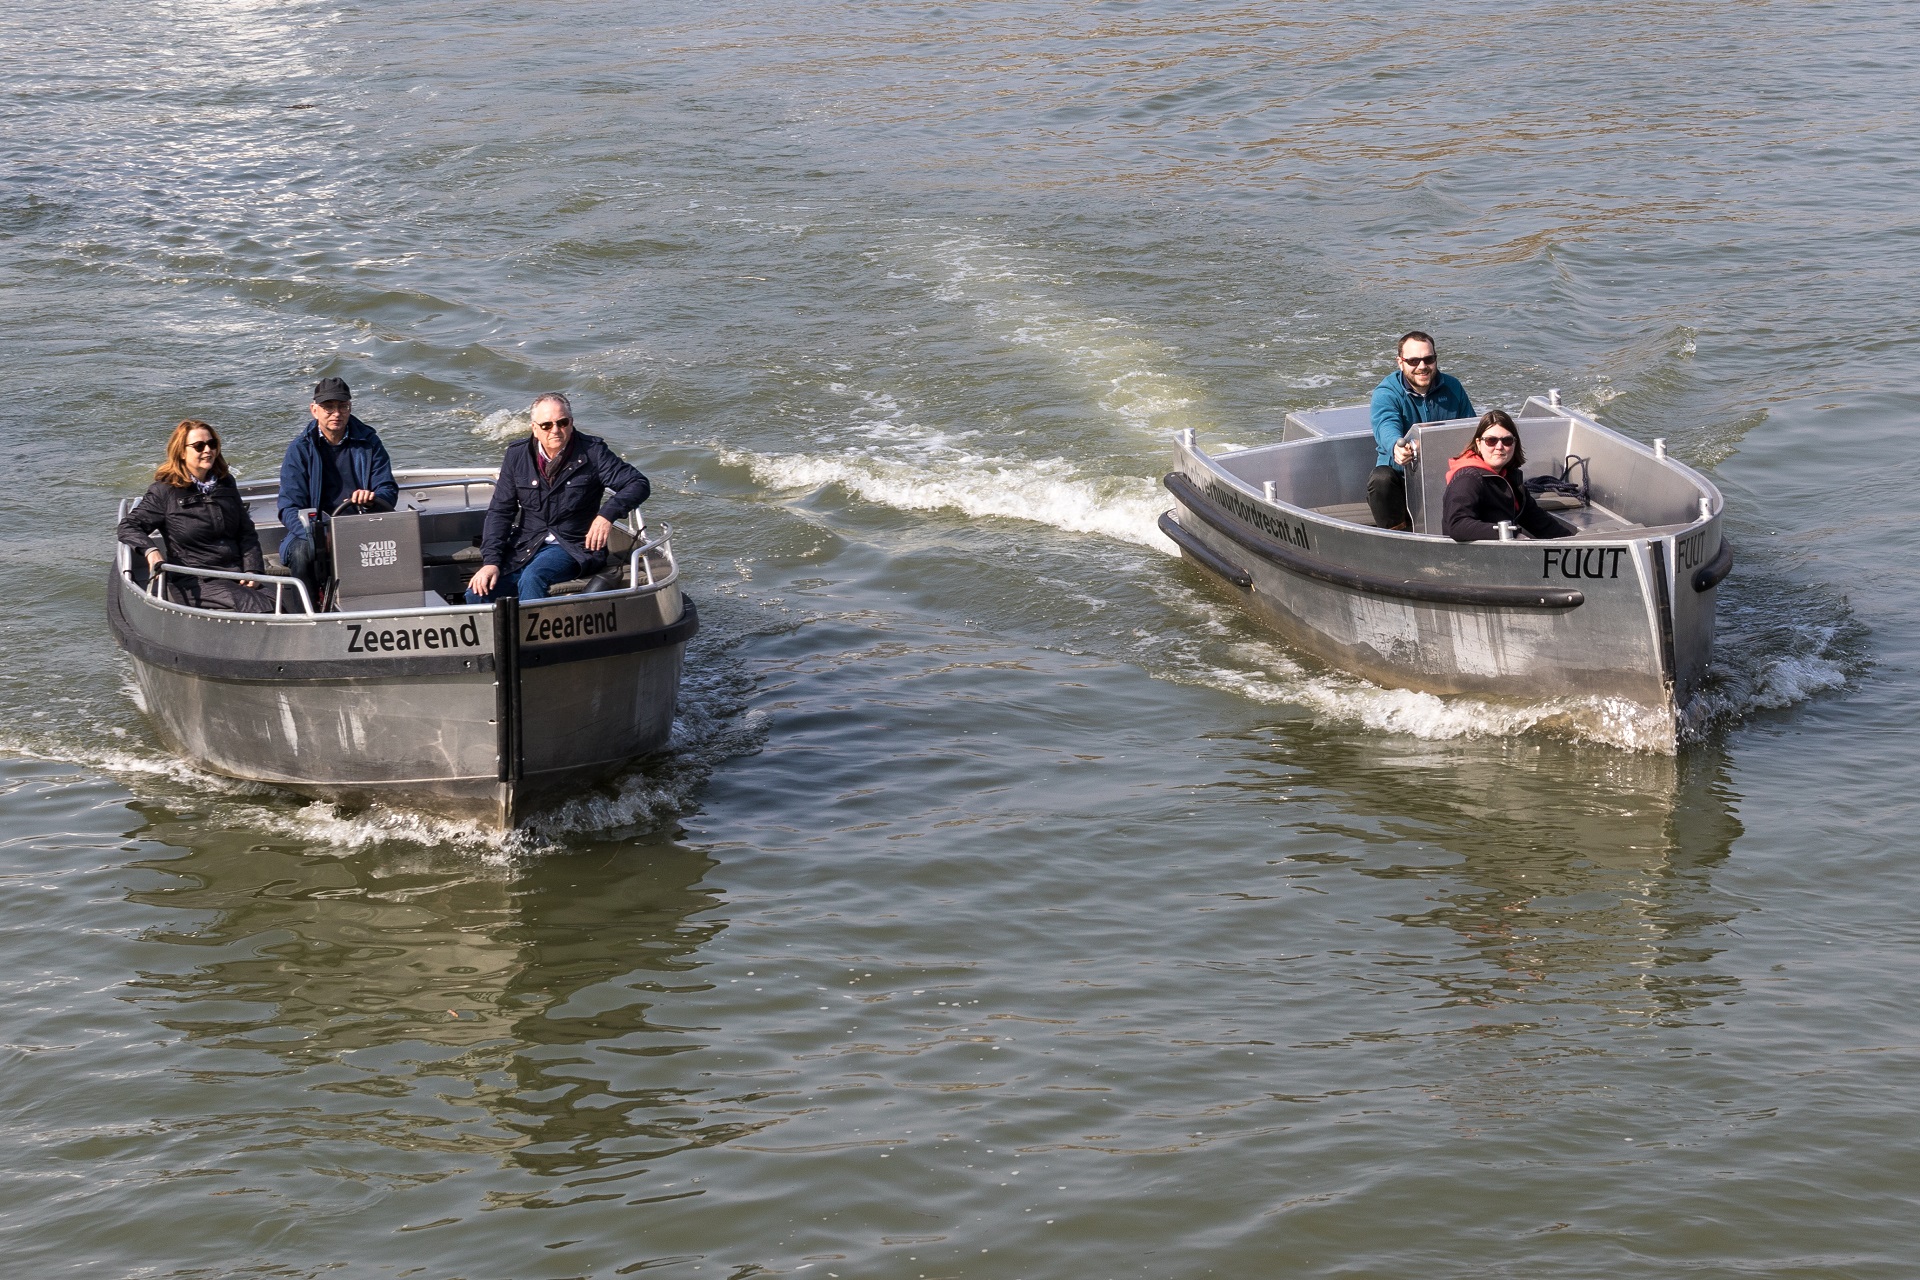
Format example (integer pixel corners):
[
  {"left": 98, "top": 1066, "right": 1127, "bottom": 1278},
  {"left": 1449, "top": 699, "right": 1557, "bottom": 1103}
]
[{"left": 109, "top": 571, "right": 696, "bottom": 826}]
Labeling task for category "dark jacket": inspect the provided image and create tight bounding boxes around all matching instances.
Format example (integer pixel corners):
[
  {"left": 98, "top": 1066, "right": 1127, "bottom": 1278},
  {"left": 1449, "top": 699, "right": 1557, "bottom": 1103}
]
[
  {"left": 481, "top": 432, "right": 650, "bottom": 574},
  {"left": 276, "top": 416, "right": 398, "bottom": 559},
  {"left": 1442, "top": 455, "right": 1576, "bottom": 542},
  {"left": 1370, "top": 370, "right": 1474, "bottom": 470},
  {"left": 118, "top": 476, "right": 266, "bottom": 575}
]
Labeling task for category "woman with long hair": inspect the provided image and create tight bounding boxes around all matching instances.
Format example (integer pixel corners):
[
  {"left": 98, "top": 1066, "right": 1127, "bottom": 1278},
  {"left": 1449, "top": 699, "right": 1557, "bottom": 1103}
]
[
  {"left": 117, "top": 420, "right": 282, "bottom": 613},
  {"left": 1441, "top": 410, "right": 1576, "bottom": 542}
]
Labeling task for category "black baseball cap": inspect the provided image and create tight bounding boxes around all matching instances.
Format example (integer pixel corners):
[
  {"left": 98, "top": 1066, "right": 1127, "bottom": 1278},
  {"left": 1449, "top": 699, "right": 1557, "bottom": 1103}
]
[{"left": 312, "top": 377, "right": 352, "bottom": 403}]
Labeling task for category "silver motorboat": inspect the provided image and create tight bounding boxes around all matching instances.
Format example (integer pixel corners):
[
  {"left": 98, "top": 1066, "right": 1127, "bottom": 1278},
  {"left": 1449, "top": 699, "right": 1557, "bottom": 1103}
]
[
  {"left": 1159, "top": 392, "right": 1732, "bottom": 745},
  {"left": 109, "top": 468, "right": 698, "bottom": 827}
]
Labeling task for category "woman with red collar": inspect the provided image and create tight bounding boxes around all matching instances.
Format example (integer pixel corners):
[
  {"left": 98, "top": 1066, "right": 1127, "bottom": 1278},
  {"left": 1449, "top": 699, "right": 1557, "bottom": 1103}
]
[{"left": 1441, "top": 411, "right": 1576, "bottom": 542}]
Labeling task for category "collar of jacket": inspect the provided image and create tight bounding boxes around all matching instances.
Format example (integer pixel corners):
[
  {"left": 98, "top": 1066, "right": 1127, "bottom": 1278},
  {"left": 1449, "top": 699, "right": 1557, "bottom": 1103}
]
[
  {"left": 1445, "top": 451, "right": 1508, "bottom": 483},
  {"left": 304, "top": 416, "right": 374, "bottom": 447},
  {"left": 524, "top": 433, "right": 589, "bottom": 485}
]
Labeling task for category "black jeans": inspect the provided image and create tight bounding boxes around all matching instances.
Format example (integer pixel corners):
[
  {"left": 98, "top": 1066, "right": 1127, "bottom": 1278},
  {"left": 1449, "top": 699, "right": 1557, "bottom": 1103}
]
[
  {"left": 174, "top": 576, "right": 281, "bottom": 614},
  {"left": 1366, "top": 465, "right": 1410, "bottom": 530}
]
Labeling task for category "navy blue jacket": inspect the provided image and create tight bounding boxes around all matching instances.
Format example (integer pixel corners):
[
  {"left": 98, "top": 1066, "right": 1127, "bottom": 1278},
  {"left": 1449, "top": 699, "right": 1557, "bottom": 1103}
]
[
  {"left": 481, "top": 432, "right": 650, "bottom": 573},
  {"left": 276, "top": 416, "right": 398, "bottom": 558},
  {"left": 1370, "top": 370, "right": 1474, "bottom": 469}
]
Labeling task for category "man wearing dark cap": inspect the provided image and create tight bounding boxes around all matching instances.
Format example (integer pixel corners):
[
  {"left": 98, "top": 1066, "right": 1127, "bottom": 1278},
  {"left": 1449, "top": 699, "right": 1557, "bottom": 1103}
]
[{"left": 276, "top": 377, "right": 398, "bottom": 603}]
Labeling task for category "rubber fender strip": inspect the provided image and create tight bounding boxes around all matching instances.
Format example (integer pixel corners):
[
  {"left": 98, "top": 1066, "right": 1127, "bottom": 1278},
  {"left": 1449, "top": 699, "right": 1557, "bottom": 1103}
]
[
  {"left": 1692, "top": 538, "right": 1734, "bottom": 592},
  {"left": 1163, "top": 473, "right": 1585, "bottom": 610},
  {"left": 1157, "top": 512, "right": 1253, "bottom": 588}
]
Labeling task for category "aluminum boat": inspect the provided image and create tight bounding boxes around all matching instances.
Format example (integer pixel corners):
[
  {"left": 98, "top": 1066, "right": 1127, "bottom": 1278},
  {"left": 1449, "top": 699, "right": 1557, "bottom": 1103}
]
[
  {"left": 1159, "top": 392, "right": 1732, "bottom": 746},
  {"left": 109, "top": 468, "right": 698, "bottom": 826}
]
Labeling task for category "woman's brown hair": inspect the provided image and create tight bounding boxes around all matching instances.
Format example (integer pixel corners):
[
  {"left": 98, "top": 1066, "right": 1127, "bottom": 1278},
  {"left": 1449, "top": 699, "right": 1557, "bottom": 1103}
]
[
  {"left": 1452, "top": 409, "right": 1527, "bottom": 470},
  {"left": 154, "top": 419, "right": 232, "bottom": 487}
]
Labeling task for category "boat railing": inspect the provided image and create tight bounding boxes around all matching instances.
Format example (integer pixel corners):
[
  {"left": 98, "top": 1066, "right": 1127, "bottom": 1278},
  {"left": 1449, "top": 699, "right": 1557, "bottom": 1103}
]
[
  {"left": 234, "top": 470, "right": 500, "bottom": 516},
  {"left": 621, "top": 515, "right": 675, "bottom": 592},
  {"left": 122, "top": 487, "right": 679, "bottom": 616},
  {"left": 146, "top": 562, "right": 318, "bottom": 616}
]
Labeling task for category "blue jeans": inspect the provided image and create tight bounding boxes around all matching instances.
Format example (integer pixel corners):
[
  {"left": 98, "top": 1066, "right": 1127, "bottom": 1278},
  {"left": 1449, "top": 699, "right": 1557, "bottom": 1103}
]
[{"left": 465, "top": 543, "right": 578, "bottom": 605}]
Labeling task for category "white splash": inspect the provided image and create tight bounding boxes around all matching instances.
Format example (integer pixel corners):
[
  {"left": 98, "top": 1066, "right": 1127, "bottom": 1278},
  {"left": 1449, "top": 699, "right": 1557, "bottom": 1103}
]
[
  {"left": 723, "top": 446, "right": 1175, "bottom": 553},
  {"left": 474, "top": 408, "right": 530, "bottom": 443},
  {"left": 1186, "top": 640, "right": 1680, "bottom": 752}
]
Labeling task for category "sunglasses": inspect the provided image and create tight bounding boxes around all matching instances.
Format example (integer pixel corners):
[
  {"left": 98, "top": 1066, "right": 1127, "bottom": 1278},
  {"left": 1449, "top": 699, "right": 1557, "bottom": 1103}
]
[
  {"left": 188, "top": 440, "right": 220, "bottom": 452},
  {"left": 1400, "top": 354, "right": 1437, "bottom": 367},
  {"left": 1479, "top": 434, "right": 1516, "bottom": 447},
  {"left": 532, "top": 416, "right": 573, "bottom": 431}
]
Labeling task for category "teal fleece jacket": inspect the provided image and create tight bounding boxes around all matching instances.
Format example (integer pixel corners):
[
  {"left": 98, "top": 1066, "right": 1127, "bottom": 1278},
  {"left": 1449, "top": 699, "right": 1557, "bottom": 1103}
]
[{"left": 1370, "top": 369, "right": 1474, "bottom": 469}]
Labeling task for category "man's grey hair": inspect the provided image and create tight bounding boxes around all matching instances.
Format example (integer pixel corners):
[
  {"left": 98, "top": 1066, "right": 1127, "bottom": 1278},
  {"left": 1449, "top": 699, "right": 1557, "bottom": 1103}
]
[{"left": 531, "top": 392, "right": 572, "bottom": 419}]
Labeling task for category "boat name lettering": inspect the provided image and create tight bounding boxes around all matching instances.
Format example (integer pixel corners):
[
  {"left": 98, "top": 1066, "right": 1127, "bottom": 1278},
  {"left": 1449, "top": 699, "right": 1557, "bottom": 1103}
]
[
  {"left": 1674, "top": 529, "right": 1709, "bottom": 571},
  {"left": 523, "top": 605, "right": 619, "bottom": 644},
  {"left": 346, "top": 618, "right": 483, "bottom": 654},
  {"left": 1205, "top": 481, "right": 1310, "bottom": 550},
  {"left": 358, "top": 539, "right": 399, "bottom": 568},
  {"left": 1541, "top": 547, "right": 1626, "bottom": 580}
]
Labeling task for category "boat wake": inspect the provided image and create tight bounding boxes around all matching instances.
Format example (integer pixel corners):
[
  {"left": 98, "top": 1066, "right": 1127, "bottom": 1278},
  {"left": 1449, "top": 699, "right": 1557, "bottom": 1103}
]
[
  {"left": 1165, "top": 582, "right": 1858, "bottom": 754},
  {"left": 911, "top": 230, "right": 1208, "bottom": 438},
  {"left": 1183, "top": 638, "right": 1686, "bottom": 753},
  {"left": 721, "top": 444, "right": 1173, "bottom": 551}
]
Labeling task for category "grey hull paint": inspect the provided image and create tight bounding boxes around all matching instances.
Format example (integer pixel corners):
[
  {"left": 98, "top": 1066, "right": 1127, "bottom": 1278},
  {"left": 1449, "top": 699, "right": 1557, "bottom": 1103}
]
[
  {"left": 108, "top": 470, "right": 696, "bottom": 827},
  {"left": 1162, "top": 395, "right": 1728, "bottom": 748}
]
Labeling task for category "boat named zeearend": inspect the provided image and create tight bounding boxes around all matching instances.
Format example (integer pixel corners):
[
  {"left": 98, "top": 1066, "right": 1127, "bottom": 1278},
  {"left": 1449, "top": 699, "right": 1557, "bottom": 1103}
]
[
  {"left": 109, "top": 467, "right": 697, "bottom": 826},
  {"left": 1159, "top": 393, "right": 1731, "bottom": 746}
]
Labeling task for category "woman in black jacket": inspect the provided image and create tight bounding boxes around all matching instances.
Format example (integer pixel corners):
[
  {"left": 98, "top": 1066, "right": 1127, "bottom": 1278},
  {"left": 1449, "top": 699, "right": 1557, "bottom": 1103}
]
[
  {"left": 117, "top": 420, "right": 280, "bottom": 613},
  {"left": 1441, "top": 411, "right": 1576, "bottom": 542}
]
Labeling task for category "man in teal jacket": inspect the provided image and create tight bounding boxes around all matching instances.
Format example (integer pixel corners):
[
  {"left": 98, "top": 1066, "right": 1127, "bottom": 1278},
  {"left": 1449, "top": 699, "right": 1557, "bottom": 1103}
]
[{"left": 1367, "top": 331, "right": 1473, "bottom": 530}]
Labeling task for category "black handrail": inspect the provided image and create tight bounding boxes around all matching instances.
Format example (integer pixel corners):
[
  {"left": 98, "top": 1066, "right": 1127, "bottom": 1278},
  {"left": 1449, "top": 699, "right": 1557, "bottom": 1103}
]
[{"left": 1157, "top": 513, "right": 1252, "bottom": 587}]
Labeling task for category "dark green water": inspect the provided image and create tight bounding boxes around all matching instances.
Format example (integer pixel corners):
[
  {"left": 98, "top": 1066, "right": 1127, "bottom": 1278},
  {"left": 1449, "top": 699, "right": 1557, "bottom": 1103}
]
[{"left": 3, "top": 1, "right": 1914, "bottom": 1275}]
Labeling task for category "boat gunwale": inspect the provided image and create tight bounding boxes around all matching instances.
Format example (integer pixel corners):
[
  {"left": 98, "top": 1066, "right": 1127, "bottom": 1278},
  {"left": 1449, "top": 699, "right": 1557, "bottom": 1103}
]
[
  {"left": 108, "top": 571, "right": 699, "bottom": 683},
  {"left": 1179, "top": 402, "right": 1723, "bottom": 549}
]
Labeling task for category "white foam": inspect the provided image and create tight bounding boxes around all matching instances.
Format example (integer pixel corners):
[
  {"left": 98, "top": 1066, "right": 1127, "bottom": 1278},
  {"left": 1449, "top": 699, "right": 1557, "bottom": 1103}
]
[
  {"left": 474, "top": 408, "right": 530, "bottom": 443},
  {"left": 912, "top": 232, "right": 1210, "bottom": 436},
  {"left": 724, "top": 446, "right": 1176, "bottom": 553},
  {"left": 1185, "top": 640, "right": 1680, "bottom": 752},
  {"left": 1678, "top": 621, "right": 1851, "bottom": 739}
]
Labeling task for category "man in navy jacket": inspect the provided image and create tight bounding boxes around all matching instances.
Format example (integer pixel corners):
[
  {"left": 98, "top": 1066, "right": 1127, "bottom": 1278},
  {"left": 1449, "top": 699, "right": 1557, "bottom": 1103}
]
[
  {"left": 277, "top": 377, "right": 399, "bottom": 599},
  {"left": 466, "top": 393, "right": 650, "bottom": 604},
  {"left": 1367, "top": 331, "right": 1473, "bottom": 530}
]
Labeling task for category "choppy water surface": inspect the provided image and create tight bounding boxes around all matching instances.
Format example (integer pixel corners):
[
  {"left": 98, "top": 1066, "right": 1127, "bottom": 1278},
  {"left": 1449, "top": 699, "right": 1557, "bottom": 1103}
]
[{"left": 3, "top": 1, "right": 1917, "bottom": 1275}]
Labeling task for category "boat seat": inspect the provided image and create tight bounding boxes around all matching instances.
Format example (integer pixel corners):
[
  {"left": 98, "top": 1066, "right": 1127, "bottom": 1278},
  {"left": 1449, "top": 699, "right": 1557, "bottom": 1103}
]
[
  {"left": 333, "top": 510, "right": 428, "bottom": 611},
  {"left": 422, "top": 543, "right": 483, "bottom": 567},
  {"left": 1311, "top": 501, "right": 1378, "bottom": 528}
]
